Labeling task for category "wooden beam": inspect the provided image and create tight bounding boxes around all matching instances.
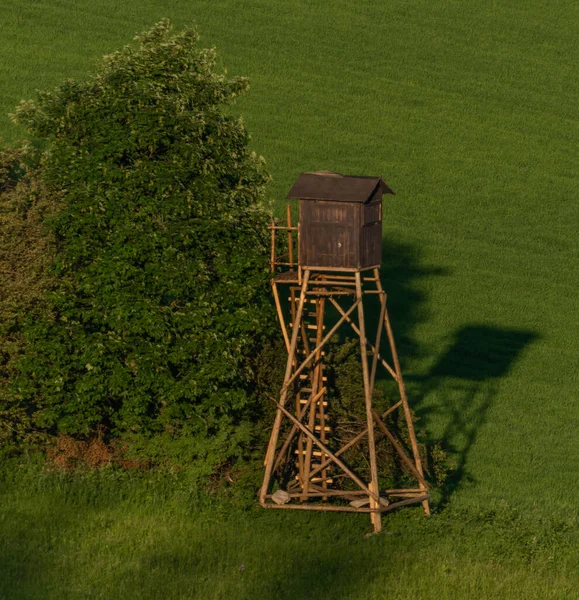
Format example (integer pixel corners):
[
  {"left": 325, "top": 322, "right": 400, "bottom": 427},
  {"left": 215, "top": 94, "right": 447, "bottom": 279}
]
[
  {"left": 261, "top": 503, "right": 380, "bottom": 514},
  {"left": 328, "top": 296, "right": 398, "bottom": 381},
  {"left": 272, "top": 387, "right": 327, "bottom": 474},
  {"left": 260, "top": 494, "right": 430, "bottom": 514},
  {"left": 271, "top": 281, "right": 290, "bottom": 352},
  {"left": 378, "top": 282, "right": 430, "bottom": 516},
  {"left": 280, "top": 299, "right": 360, "bottom": 393},
  {"left": 268, "top": 396, "right": 380, "bottom": 504},
  {"left": 260, "top": 270, "right": 310, "bottom": 501},
  {"left": 370, "top": 284, "right": 387, "bottom": 393},
  {"left": 305, "top": 399, "right": 404, "bottom": 482},
  {"left": 355, "top": 271, "right": 381, "bottom": 533},
  {"left": 372, "top": 410, "right": 429, "bottom": 490}
]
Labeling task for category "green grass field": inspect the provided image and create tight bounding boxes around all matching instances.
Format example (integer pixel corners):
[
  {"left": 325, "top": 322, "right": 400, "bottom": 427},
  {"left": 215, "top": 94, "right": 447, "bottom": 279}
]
[{"left": 1, "top": 0, "right": 578, "bottom": 597}]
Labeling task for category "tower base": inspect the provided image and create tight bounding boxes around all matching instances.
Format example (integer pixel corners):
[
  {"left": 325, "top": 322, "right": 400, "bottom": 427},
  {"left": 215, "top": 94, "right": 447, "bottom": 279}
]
[{"left": 260, "top": 267, "right": 430, "bottom": 533}]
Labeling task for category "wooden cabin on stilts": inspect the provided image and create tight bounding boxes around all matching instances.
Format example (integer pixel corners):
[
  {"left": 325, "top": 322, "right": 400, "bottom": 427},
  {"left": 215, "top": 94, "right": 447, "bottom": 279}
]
[{"left": 259, "top": 171, "right": 430, "bottom": 534}]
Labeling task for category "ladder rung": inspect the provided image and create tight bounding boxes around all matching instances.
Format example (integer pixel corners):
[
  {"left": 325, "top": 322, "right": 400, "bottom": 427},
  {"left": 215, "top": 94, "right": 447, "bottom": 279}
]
[
  {"left": 294, "top": 450, "right": 323, "bottom": 456},
  {"left": 299, "top": 399, "right": 327, "bottom": 406},
  {"left": 288, "top": 298, "right": 318, "bottom": 304},
  {"left": 295, "top": 476, "right": 333, "bottom": 484},
  {"left": 289, "top": 323, "right": 326, "bottom": 330},
  {"left": 314, "top": 425, "right": 331, "bottom": 432}
]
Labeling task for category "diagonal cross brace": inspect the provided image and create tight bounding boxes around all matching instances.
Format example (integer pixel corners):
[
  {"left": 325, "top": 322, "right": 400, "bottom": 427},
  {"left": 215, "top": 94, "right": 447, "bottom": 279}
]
[
  {"left": 281, "top": 298, "right": 360, "bottom": 393},
  {"left": 272, "top": 386, "right": 327, "bottom": 473},
  {"left": 372, "top": 410, "right": 429, "bottom": 489},
  {"left": 328, "top": 297, "right": 398, "bottom": 382},
  {"left": 269, "top": 396, "right": 381, "bottom": 504},
  {"left": 305, "top": 399, "right": 403, "bottom": 482}
]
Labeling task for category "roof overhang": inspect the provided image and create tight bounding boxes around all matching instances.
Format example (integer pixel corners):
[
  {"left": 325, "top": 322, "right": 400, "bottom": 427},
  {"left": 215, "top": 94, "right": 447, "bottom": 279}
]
[{"left": 286, "top": 172, "right": 395, "bottom": 202}]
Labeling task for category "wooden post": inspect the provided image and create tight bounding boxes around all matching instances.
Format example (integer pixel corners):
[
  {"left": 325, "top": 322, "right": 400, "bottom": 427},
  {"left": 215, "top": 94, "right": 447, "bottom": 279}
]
[
  {"left": 355, "top": 271, "right": 382, "bottom": 533},
  {"left": 370, "top": 272, "right": 387, "bottom": 393},
  {"left": 272, "top": 281, "right": 290, "bottom": 352},
  {"left": 270, "top": 221, "right": 276, "bottom": 272},
  {"left": 297, "top": 220, "right": 302, "bottom": 286},
  {"left": 286, "top": 204, "right": 294, "bottom": 267},
  {"left": 260, "top": 270, "right": 310, "bottom": 503},
  {"left": 328, "top": 296, "right": 399, "bottom": 381},
  {"left": 382, "top": 298, "right": 431, "bottom": 516}
]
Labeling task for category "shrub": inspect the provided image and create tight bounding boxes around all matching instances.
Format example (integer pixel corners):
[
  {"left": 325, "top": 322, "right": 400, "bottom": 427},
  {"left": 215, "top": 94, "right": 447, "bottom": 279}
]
[
  {"left": 325, "top": 338, "right": 450, "bottom": 490},
  {"left": 0, "top": 145, "right": 58, "bottom": 454},
  {"left": 4, "top": 20, "right": 277, "bottom": 471}
]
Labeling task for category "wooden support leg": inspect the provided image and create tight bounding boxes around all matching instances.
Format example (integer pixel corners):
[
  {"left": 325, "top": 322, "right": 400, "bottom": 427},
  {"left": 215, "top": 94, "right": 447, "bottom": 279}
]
[
  {"left": 272, "top": 281, "right": 290, "bottom": 352},
  {"left": 370, "top": 281, "right": 387, "bottom": 394},
  {"left": 382, "top": 302, "right": 430, "bottom": 516},
  {"left": 260, "top": 270, "right": 310, "bottom": 503},
  {"left": 288, "top": 285, "right": 306, "bottom": 483},
  {"left": 355, "top": 272, "right": 382, "bottom": 534},
  {"left": 298, "top": 314, "right": 313, "bottom": 496}
]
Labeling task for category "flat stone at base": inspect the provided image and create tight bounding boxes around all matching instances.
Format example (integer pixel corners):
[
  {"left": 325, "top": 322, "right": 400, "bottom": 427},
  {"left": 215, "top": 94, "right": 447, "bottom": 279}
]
[
  {"left": 350, "top": 496, "right": 390, "bottom": 509},
  {"left": 271, "top": 489, "right": 291, "bottom": 505}
]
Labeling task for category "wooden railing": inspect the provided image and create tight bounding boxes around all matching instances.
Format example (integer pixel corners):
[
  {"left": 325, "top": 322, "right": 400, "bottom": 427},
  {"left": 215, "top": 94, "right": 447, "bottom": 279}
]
[{"left": 269, "top": 204, "right": 299, "bottom": 273}]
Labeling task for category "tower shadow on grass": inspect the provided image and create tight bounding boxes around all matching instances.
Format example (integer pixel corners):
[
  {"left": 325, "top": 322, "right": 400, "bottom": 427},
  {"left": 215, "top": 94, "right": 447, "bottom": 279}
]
[
  {"left": 411, "top": 325, "right": 539, "bottom": 510},
  {"left": 370, "top": 243, "right": 538, "bottom": 511},
  {"left": 375, "top": 239, "right": 450, "bottom": 362}
]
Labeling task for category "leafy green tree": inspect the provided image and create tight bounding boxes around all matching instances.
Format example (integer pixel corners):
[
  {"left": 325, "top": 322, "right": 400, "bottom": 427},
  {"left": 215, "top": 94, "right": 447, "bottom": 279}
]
[
  {"left": 6, "top": 20, "right": 275, "bottom": 467},
  {"left": 0, "top": 145, "right": 58, "bottom": 453}
]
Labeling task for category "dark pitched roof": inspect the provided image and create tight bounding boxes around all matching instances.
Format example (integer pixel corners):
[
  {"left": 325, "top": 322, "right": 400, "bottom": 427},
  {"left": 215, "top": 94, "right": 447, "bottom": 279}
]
[{"left": 286, "top": 171, "right": 395, "bottom": 203}]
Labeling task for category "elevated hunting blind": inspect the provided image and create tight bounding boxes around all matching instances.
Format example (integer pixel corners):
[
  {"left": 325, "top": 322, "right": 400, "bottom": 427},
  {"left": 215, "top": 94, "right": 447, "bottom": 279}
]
[
  {"left": 288, "top": 171, "right": 394, "bottom": 270},
  {"left": 261, "top": 171, "right": 430, "bottom": 534}
]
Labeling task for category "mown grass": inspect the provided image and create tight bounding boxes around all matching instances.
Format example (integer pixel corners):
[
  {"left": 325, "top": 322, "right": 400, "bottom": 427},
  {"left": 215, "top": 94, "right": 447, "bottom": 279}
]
[
  {"left": 1, "top": 0, "right": 578, "bottom": 597},
  {"left": 1, "top": 464, "right": 578, "bottom": 600}
]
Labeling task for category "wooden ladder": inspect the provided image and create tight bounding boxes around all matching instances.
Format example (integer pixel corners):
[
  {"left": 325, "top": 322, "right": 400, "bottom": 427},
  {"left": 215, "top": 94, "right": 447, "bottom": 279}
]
[{"left": 289, "top": 295, "right": 332, "bottom": 499}]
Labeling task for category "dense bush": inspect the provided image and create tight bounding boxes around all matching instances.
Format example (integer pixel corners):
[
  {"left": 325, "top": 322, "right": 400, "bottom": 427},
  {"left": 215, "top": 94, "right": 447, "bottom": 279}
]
[
  {"left": 2, "top": 20, "right": 277, "bottom": 470},
  {"left": 0, "top": 145, "right": 58, "bottom": 453}
]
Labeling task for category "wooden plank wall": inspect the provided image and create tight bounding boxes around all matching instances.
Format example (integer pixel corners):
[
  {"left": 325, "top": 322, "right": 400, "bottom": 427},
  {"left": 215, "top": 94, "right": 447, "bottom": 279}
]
[{"left": 300, "top": 201, "right": 359, "bottom": 268}]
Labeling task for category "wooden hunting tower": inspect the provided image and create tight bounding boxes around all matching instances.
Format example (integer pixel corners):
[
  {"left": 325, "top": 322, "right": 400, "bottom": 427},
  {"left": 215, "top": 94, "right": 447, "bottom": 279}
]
[
  {"left": 260, "top": 171, "right": 430, "bottom": 534},
  {"left": 288, "top": 172, "right": 394, "bottom": 270}
]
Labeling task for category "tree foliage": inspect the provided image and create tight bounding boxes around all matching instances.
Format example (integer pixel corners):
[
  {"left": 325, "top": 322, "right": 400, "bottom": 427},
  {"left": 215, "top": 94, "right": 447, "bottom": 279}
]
[
  {"left": 0, "top": 145, "right": 59, "bottom": 452},
  {"left": 4, "top": 20, "right": 276, "bottom": 466}
]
